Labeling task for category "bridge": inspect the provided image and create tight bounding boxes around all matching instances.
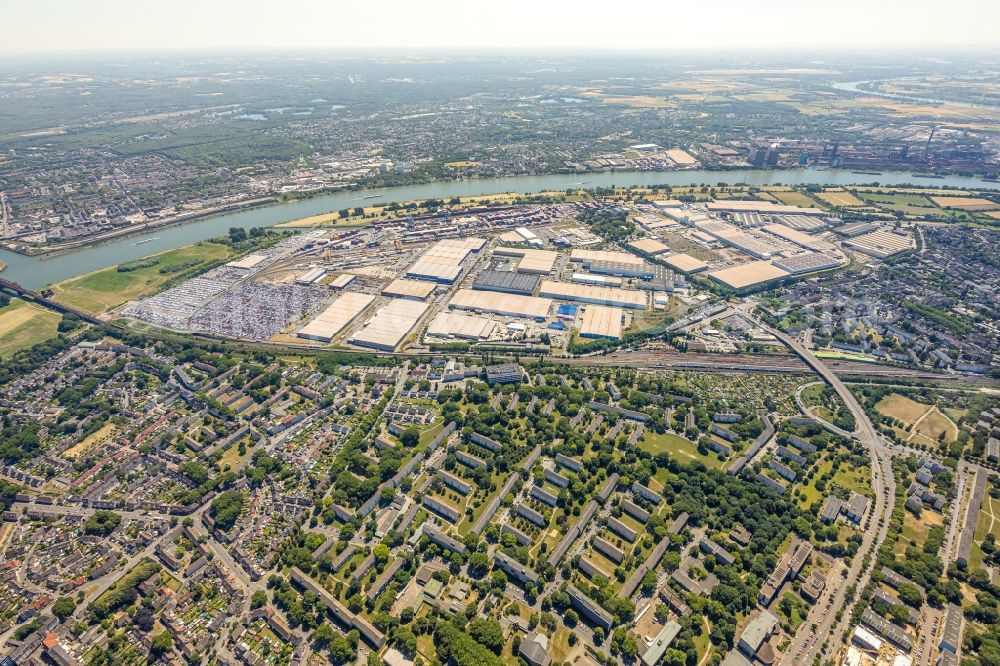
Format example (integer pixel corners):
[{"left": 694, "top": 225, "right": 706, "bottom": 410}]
[{"left": 0, "top": 277, "right": 103, "bottom": 326}]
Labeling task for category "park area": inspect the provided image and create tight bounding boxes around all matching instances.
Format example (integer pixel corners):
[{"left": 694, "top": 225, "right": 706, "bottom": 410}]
[{"left": 50, "top": 241, "right": 229, "bottom": 314}]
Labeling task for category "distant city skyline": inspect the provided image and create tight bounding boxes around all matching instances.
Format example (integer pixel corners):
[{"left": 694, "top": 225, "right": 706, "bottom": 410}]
[{"left": 5, "top": 0, "right": 1000, "bottom": 54}]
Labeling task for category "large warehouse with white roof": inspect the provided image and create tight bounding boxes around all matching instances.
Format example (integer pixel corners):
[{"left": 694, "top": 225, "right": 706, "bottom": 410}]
[
  {"left": 448, "top": 288, "right": 553, "bottom": 319},
  {"left": 349, "top": 299, "right": 430, "bottom": 351},
  {"left": 297, "top": 292, "right": 376, "bottom": 343},
  {"left": 539, "top": 280, "right": 647, "bottom": 310}
]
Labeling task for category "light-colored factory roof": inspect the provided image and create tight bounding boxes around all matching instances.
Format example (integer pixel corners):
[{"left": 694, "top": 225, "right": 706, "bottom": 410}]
[
  {"left": 329, "top": 273, "right": 356, "bottom": 289},
  {"left": 227, "top": 253, "right": 268, "bottom": 269},
  {"left": 708, "top": 261, "right": 791, "bottom": 289},
  {"left": 448, "top": 288, "right": 553, "bottom": 319},
  {"left": 426, "top": 312, "right": 497, "bottom": 340},
  {"left": 571, "top": 248, "right": 645, "bottom": 267},
  {"left": 382, "top": 278, "right": 436, "bottom": 300},
  {"left": 297, "top": 291, "right": 376, "bottom": 342},
  {"left": 761, "top": 224, "right": 834, "bottom": 251},
  {"left": 843, "top": 229, "right": 916, "bottom": 258},
  {"left": 664, "top": 253, "right": 708, "bottom": 273},
  {"left": 772, "top": 252, "right": 843, "bottom": 275},
  {"left": 494, "top": 246, "right": 558, "bottom": 274},
  {"left": 349, "top": 298, "right": 429, "bottom": 351},
  {"left": 572, "top": 273, "right": 623, "bottom": 286},
  {"left": 296, "top": 267, "right": 326, "bottom": 284},
  {"left": 405, "top": 237, "right": 486, "bottom": 282},
  {"left": 706, "top": 200, "right": 826, "bottom": 216},
  {"left": 579, "top": 305, "right": 625, "bottom": 339},
  {"left": 539, "top": 280, "right": 647, "bottom": 310},
  {"left": 627, "top": 237, "right": 670, "bottom": 256}
]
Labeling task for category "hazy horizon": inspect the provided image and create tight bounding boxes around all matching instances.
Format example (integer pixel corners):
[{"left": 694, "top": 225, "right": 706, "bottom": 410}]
[{"left": 5, "top": 0, "right": 999, "bottom": 54}]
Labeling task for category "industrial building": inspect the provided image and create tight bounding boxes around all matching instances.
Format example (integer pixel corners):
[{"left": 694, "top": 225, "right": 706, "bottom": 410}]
[
  {"left": 472, "top": 270, "right": 541, "bottom": 295},
  {"left": 708, "top": 261, "right": 791, "bottom": 290},
  {"left": 382, "top": 278, "right": 436, "bottom": 300},
  {"left": 297, "top": 292, "right": 376, "bottom": 343},
  {"left": 296, "top": 267, "right": 326, "bottom": 285},
  {"left": 572, "top": 272, "right": 623, "bottom": 287},
  {"left": 627, "top": 237, "right": 670, "bottom": 256},
  {"left": 578, "top": 305, "right": 626, "bottom": 340},
  {"left": 706, "top": 200, "right": 826, "bottom": 216},
  {"left": 772, "top": 252, "right": 843, "bottom": 275},
  {"left": 539, "top": 280, "right": 647, "bottom": 310},
  {"left": 349, "top": 298, "right": 430, "bottom": 351},
  {"left": 425, "top": 312, "right": 497, "bottom": 340},
  {"left": 843, "top": 229, "right": 916, "bottom": 258},
  {"left": 571, "top": 248, "right": 645, "bottom": 267},
  {"left": 329, "top": 273, "right": 356, "bottom": 289},
  {"left": 448, "top": 288, "right": 553, "bottom": 319},
  {"left": 694, "top": 220, "right": 785, "bottom": 260},
  {"left": 664, "top": 253, "right": 708, "bottom": 274},
  {"left": 494, "top": 247, "right": 558, "bottom": 274},
  {"left": 405, "top": 237, "right": 486, "bottom": 283},
  {"left": 761, "top": 223, "right": 835, "bottom": 251}
]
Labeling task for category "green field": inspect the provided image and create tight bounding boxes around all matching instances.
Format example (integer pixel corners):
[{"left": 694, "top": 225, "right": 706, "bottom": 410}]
[
  {"left": 640, "top": 430, "right": 725, "bottom": 470},
  {"left": 51, "top": 242, "right": 230, "bottom": 314},
  {"left": 0, "top": 298, "right": 63, "bottom": 358}
]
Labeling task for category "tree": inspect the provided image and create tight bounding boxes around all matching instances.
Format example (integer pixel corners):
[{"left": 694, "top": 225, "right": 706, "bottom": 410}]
[
  {"left": 328, "top": 634, "right": 355, "bottom": 664},
  {"left": 52, "top": 597, "right": 76, "bottom": 621},
  {"left": 250, "top": 590, "right": 267, "bottom": 609},
  {"left": 400, "top": 427, "right": 421, "bottom": 449},
  {"left": 469, "top": 618, "right": 504, "bottom": 654},
  {"left": 468, "top": 552, "right": 490, "bottom": 578},
  {"left": 210, "top": 490, "right": 244, "bottom": 531},
  {"left": 313, "top": 623, "right": 336, "bottom": 649},
  {"left": 84, "top": 510, "right": 122, "bottom": 536},
  {"left": 150, "top": 631, "right": 174, "bottom": 657}
]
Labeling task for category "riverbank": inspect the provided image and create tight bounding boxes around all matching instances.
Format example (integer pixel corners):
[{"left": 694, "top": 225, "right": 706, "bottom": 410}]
[
  {"left": 6, "top": 196, "right": 277, "bottom": 258},
  {"left": 2, "top": 166, "right": 999, "bottom": 292}
]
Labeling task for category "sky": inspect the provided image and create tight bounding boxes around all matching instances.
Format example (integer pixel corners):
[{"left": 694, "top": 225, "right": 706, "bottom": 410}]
[{"left": 4, "top": 0, "right": 999, "bottom": 53}]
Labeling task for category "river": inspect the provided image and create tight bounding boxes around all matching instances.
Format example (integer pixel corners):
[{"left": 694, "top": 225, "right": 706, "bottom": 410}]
[
  {"left": 831, "top": 80, "right": 1000, "bottom": 110},
  {"left": 2, "top": 167, "right": 998, "bottom": 291}
]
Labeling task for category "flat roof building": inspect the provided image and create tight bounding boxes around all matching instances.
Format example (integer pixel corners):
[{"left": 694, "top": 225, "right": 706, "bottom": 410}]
[
  {"left": 494, "top": 247, "right": 558, "bottom": 274},
  {"left": 664, "top": 253, "right": 708, "bottom": 274},
  {"left": 297, "top": 292, "right": 376, "bottom": 343},
  {"left": 425, "top": 312, "right": 497, "bottom": 340},
  {"left": 772, "top": 252, "right": 843, "bottom": 275},
  {"left": 571, "top": 248, "right": 645, "bottom": 267},
  {"left": 539, "top": 280, "right": 647, "bottom": 310},
  {"left": 382, "top": 278, "right": 437, "bottom": 300},
  {"left": 349, "top": 299, "right": 429, "bottom": 351},
  {"left": 449, "top": 288, "right": 552, "bottom": 319},
  {"left": 642, "top": 621, "right": 682, "bottom": 666},
  {"left": 405, "top": 237, "right": 486, "bottom": 283},
  {"left": 329, "top": 273, "right": 356, "bottom": 289},
  {"left": 708, "top": 261, "right": 791, "bottom": 290},
  {"left": 706, "top": 200, "right": 826, "bottom": 216},
  {"left": 472, "top": 270, "right": 541, "bottom": 295},
  {"left": 761, "top": 224, "right": 835, "bottom": 251},
  {"left": 579, "top": 305, "right": 626, "bottom": 340},
  {"left": 628, "top": 237, "right": 670, "bottom": 256}
]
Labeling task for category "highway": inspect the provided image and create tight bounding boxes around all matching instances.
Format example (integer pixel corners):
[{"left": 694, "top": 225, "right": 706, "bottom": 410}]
[{"left": 754, "top": 314, "right": 896, "bottom": 666}]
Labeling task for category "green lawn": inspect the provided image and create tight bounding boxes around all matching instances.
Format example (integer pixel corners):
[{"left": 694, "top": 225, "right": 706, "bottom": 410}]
[
  {"left": 640, "top": 431, "right": 724, "bottom": 470},
  {"left": 50, "top": 241, "right": 230, "bottom": 314}
]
